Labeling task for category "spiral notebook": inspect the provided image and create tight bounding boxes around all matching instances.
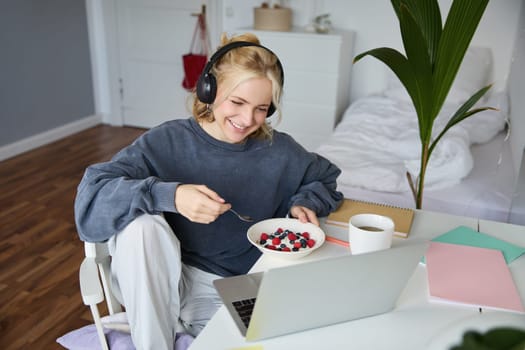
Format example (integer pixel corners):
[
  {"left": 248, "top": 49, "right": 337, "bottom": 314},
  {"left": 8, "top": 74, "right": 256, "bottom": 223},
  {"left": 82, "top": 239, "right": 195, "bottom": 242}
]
[{"left": 326, "top": 198, "right": 415, "bottom": 238}]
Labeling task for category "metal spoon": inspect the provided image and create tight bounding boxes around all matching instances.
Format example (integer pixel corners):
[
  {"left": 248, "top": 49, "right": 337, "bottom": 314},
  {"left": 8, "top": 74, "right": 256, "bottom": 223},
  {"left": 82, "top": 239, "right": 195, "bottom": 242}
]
[{"left": 229, "top": 208, "right": 254, "bottom": 222}]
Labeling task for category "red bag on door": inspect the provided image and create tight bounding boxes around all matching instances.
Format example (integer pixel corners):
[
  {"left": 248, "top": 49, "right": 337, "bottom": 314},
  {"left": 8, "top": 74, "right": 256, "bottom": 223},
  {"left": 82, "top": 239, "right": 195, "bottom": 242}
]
[{"left": 182, "top": 14, "right": 209, "bottom": 91}]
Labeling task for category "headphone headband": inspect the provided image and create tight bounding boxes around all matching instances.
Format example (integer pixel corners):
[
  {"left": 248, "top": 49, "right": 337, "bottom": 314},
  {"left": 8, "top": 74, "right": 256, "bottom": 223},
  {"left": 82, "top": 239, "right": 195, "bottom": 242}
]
[{"left": 196, "top": 41, "right": 284, "bottom": 117}]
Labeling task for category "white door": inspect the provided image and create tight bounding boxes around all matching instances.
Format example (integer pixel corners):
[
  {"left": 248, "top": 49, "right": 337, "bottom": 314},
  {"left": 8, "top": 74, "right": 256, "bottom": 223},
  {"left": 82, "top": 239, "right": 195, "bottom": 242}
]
[{"left": 115, "top": 0, "right": 213, "bottom": 128}]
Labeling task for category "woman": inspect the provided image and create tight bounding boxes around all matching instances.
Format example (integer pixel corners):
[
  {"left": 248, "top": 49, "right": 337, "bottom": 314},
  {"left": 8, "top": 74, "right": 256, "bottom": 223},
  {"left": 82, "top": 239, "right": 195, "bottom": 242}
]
[{"left": 74, "top": 32, "right": 343, "bottom": 349}]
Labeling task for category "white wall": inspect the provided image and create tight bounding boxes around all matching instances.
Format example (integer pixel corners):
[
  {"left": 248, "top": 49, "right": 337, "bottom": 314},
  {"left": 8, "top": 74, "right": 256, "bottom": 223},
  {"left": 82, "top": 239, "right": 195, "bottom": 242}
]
[
  {"left": 323, "top": 0, "right": 521, "bottom": 100},
  {"left": 508, "top": 1, "right": 525, "bottom": 178},
  {"left": 222, "top": 0, "right": 522, "bottom": 103}
]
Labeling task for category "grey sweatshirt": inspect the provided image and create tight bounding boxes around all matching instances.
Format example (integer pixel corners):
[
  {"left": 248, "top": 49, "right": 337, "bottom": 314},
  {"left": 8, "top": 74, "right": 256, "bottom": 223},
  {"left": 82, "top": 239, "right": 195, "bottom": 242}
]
[{"left": 74, "top": 118, "right": 343, "bottom": 276}]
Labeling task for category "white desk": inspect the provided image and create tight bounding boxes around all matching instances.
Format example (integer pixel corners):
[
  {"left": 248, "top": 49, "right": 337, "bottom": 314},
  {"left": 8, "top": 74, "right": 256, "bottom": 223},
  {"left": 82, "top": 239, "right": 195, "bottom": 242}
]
[{"left": 189, "top": 211, "right": 525, "bottom": 350}]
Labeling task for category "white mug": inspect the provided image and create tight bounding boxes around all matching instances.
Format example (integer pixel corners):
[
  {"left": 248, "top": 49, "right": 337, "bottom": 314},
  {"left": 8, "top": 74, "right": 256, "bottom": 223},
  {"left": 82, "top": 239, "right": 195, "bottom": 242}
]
[{"left": 348, "top": 214, "right": 394, "bottom": 255}]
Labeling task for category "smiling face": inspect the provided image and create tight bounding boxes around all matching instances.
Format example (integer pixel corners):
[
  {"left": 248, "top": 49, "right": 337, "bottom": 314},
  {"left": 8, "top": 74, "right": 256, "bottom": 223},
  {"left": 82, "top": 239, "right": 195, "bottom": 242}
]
[{"left": 202, "top": 77, "right": 273, "bottom": 144}]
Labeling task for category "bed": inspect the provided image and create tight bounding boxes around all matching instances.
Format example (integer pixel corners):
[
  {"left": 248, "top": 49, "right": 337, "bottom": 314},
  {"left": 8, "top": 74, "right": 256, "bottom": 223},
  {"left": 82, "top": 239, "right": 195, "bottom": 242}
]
[{"left": 316, "top": 46, "right": 519, "bottom": 223}]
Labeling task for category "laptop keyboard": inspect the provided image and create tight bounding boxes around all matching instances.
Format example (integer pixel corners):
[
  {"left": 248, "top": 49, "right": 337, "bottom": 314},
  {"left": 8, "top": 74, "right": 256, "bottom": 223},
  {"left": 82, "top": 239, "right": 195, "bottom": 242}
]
[{"left": 232, "top": 298, "right": 256, "bottom": 328}]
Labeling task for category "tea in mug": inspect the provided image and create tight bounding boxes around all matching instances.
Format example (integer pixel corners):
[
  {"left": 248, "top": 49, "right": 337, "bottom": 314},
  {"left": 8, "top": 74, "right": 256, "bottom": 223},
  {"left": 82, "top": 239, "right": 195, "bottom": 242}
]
[{"left": 357, "top": 226, "right": 383, "bottom": 232}]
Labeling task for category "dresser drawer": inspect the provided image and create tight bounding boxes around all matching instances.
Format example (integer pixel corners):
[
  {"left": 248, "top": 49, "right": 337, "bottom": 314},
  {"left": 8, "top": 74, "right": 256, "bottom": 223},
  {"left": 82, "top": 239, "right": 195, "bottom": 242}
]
[
  {"left": 278, "top": 103, "right": 336, "bottom": 136},
  {"left": 284, "top": 71, "right": 339, "bottom": 105}
]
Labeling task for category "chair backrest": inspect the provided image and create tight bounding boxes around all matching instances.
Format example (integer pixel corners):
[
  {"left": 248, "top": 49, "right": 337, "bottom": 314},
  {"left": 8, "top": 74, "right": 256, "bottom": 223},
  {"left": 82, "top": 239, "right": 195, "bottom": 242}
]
[
  {"left": 79, "top": 241, "right": 124, "bottom": 350},
  {"left": 81, "top": 242, "right": 122, "bottom": 315}
]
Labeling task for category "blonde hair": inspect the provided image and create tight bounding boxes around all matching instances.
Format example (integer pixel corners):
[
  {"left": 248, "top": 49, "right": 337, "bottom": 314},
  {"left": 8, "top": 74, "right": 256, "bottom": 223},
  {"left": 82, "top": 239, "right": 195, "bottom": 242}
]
[{"left": 192, "top": 33, "right": 283, "bottom": 140}]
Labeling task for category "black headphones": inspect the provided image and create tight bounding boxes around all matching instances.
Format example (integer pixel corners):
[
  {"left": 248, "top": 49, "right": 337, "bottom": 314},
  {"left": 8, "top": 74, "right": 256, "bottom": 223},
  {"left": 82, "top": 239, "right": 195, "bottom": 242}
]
[{"left": 196, "top": 41, "right": 284, "bottom": 117}]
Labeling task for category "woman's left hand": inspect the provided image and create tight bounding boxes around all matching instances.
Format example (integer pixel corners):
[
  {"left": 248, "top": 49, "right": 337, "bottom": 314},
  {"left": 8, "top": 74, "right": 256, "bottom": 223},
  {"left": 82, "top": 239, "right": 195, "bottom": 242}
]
[{"left": 290, "top": 205, "right": 319, "bottom": 226}]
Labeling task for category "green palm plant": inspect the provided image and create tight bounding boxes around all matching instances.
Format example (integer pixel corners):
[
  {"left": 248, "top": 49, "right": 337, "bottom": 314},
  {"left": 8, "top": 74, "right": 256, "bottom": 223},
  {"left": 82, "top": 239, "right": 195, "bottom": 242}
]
[
  {"left": 452, "top": 327, "right": 525, "bottom": 350},
  {"left": 353, "top": 0, "right": 495, "bottom": 209}
]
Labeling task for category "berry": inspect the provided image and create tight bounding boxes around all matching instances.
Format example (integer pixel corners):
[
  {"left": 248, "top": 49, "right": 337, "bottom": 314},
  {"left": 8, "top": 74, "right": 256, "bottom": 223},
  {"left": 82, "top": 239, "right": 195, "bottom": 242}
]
[{"left": 258, "top": 228, "right": 319, "bottom": 253}]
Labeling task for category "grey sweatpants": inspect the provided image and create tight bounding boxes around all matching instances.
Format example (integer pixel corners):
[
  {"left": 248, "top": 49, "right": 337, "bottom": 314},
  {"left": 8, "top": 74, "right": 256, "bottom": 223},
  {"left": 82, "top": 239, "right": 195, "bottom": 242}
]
[{"left": 108, "top": 214, "right": 223, "bottom": 350}]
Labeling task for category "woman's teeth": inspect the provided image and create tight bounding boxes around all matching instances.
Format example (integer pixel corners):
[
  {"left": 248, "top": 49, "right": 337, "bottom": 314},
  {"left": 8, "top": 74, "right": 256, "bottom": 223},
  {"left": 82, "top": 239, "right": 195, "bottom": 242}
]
[{"left": 230, "top": 119, "right": 247, "bottom": 130}]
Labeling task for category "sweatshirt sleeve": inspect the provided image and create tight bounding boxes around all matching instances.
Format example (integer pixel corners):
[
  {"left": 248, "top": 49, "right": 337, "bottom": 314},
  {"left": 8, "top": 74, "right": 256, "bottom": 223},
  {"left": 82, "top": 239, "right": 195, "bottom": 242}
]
[
  {"left": 288, "top": 152, "right": 344, "bottom": 217},
  {"left": 74, "top": 133, "right": 179, "bottom": 242}
]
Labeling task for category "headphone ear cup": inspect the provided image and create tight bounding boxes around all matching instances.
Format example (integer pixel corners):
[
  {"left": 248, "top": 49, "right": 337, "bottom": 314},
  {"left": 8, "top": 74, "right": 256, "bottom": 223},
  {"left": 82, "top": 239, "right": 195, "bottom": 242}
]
[
  {"left": 267, "top": 103, "right": 276, "bottom": 118},
  {"left": 196, "top": 72, "right": 217, "bottom": 104}
]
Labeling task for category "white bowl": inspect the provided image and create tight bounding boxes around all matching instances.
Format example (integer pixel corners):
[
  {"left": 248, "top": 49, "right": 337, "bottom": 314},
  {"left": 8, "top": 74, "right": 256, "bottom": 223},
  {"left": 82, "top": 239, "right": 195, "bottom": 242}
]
[{"left": 247, "top": 218, "right": 325, "bottom": 260}]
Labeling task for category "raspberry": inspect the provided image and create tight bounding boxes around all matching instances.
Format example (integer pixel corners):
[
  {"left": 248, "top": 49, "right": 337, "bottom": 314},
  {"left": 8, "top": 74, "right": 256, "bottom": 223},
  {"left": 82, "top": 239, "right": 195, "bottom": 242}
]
[
  {"left": 293, "top": 241, "right": 302, "bottom": 248},
  {"left": 260, "top": 233, "right": 269, "bottom": 241},
  {"left": 276, "top": 228, "right": 284, "bottom": 234},
  {"left": 272, "top": 237, "right": 281, "bottom": 245},
  {"left": 307, "top": 239, "right": 315, "bottom": 248},
  {"left": 302, "top": 232, "right": 310, "bottom": 239},
  {"left": 287, "top": 232, "right": 297, "bottom": 241}
]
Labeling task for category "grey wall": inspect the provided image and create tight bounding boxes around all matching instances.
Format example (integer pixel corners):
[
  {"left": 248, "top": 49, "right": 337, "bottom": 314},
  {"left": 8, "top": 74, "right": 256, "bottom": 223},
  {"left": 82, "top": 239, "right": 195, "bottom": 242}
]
[{"left": 0, "top": 0, "right": 94, "bottom": 147}]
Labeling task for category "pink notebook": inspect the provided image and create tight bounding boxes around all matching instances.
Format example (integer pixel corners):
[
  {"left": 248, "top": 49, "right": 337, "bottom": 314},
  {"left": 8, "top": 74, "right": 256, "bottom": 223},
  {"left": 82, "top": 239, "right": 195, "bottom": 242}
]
[{"left": 426, "top": 241, "right": 525, "bottom": 313}]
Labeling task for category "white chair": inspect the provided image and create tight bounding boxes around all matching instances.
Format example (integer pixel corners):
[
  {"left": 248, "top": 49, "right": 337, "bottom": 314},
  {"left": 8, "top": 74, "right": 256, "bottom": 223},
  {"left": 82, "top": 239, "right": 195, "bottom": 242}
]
[{"left": 79, "top": 241, "right": 123, "bottom": 350}]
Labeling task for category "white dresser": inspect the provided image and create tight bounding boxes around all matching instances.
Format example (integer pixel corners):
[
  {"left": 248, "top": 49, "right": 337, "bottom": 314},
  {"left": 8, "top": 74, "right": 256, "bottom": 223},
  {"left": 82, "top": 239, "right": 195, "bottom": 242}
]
[{"left": 237, "top": 28, "right": 355, "bottom": 151}]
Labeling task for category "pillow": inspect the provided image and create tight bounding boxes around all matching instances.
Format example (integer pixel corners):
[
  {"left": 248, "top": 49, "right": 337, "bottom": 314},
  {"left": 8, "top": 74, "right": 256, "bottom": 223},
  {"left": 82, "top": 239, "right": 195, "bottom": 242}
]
[
  {"left": 456, "top": 90, "right": 509, "bottom": 144},
  {"left": 454, "top": 46, "right": 493, "bottom": 97},
  {"left": 384, "top": 46, "right": 493, "bottom": 105},
  {"left": 57, "top": 324, "right": 134, "bottom": 350},
  {"left": 57, "top": 324, "right": 194, "bottom": 350}
]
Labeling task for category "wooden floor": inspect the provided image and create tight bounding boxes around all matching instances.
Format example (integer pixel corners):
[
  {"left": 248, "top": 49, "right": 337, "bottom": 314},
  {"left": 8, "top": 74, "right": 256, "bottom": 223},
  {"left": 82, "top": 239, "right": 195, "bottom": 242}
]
[{"left": 0, "top": 124, "right": 146, "bottom": 349}]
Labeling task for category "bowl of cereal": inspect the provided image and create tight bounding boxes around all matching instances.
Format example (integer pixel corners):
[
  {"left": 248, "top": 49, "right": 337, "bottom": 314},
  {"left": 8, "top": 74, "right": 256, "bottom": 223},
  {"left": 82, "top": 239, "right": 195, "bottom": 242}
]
[{"left": 247, "top": 218, "right": 325, "bottom": 260}]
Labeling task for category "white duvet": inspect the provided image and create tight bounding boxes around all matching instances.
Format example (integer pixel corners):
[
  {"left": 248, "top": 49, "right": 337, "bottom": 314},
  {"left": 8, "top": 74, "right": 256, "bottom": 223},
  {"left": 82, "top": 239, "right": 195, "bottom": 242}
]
[{"left": 316, "top": 94, "right": 507, "bottom": 192}]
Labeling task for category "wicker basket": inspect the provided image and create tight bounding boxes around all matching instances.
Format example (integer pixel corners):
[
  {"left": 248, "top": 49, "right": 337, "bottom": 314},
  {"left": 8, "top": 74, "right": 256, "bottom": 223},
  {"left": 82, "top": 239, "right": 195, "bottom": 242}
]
[{"left": 254, "top": 7, "right": 292, "bottom": 31}]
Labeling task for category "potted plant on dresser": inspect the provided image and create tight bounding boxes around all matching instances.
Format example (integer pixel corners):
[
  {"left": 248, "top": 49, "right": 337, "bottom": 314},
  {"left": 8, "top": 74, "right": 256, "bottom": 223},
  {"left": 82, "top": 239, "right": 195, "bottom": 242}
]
[{"left": 353, "top": 0, "right": 495, "bottom": 209}]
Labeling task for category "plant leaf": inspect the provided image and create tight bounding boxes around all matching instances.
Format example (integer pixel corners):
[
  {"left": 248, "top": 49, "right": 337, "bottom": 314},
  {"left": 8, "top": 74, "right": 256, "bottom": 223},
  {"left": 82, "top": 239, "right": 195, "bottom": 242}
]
[
  {"left": 429, "top": 84, "right": 494, "bottom": 156},
  {"left": 397, "top": 3, "right": 434, "bottom": 141},
  {"left": 406, "top": 171, "right": 417, "bottom": 203},
  {"left": 432, "top": 0, "right": 490, "bottom": 116},
  {"left": 353, "top": 48, "right": 433, "bottom": 138},
  {"left": 442, "top": 84, "right": 493, "bottom": 128},
  {"left": 353, "top": 48, "right": 418, "bottom": 103},
  {"left": 392, "top": 0, "right": 442, "bottom": 65}
]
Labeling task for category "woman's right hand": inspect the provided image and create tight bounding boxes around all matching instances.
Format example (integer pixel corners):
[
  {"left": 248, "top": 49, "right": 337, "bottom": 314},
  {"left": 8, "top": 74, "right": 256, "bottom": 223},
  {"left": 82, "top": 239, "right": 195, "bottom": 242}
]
[{"left": 175, "top": 184, "right": 231, "bottom": 224}]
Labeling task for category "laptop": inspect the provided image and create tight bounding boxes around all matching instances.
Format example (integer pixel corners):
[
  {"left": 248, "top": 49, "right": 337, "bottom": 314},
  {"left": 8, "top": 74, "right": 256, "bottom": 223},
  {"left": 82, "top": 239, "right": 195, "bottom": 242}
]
[{"left": 213, "top": 240, "right": 429, "bottom": 341}]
